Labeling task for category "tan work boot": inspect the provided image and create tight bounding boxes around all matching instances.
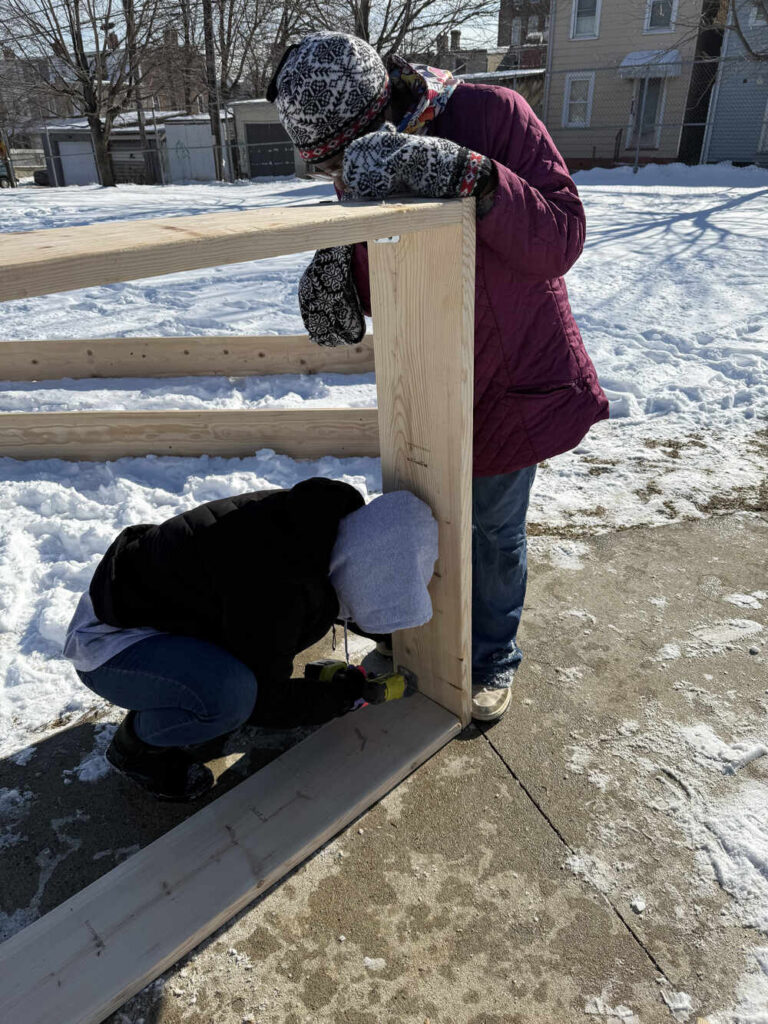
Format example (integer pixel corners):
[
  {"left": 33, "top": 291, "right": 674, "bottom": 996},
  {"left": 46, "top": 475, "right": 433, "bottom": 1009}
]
[{"left": 471, "top": 685, "right": 512, "bottom": 722}]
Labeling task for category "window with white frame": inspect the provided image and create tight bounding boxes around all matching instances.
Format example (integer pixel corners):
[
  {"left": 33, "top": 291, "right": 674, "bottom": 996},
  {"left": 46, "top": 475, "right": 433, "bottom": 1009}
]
[
  {"left": 749, "top": 0, "right": 768, "bottom": 26},
  {"left": 562, "top": 72, "right": 595, "bottom": 127},
  {"left": 759, "top": 98, "right": 768, "bottom": 152},
  {"left": 645, "top": 0, "right": 676, "bottom": 31},
  {"left": 571, "top": 0, "right": 601, "bottom": 39}
]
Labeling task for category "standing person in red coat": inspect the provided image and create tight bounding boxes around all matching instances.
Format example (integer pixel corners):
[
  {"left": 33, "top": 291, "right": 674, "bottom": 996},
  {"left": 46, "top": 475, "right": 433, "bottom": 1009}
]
[{"left": 268, "top": 32, "right": 609, "bottom": 722}]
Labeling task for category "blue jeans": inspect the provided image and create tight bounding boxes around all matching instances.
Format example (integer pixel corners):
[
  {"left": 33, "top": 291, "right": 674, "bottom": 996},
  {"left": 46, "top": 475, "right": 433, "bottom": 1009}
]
[
  {"left": 77, "top": 634, "right": 258, "bottom": 746},
  {"left": 472, "top": 464, "right": 537, "bottom": 688}
]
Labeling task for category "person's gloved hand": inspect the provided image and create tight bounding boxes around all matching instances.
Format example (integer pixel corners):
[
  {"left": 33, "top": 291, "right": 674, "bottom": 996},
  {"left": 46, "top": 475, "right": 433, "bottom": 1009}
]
[
  {"left": 298, "top": 245, "right": 366, "bottom": 347},
  {"left": 342, "top": 122, "right": 494, "bottom": 202}
]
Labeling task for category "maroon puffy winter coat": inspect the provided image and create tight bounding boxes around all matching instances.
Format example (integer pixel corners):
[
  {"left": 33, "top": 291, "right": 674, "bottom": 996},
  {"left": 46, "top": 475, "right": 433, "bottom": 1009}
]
[{"left": 350, "top": 82, "right": 609, "bottom": 477}]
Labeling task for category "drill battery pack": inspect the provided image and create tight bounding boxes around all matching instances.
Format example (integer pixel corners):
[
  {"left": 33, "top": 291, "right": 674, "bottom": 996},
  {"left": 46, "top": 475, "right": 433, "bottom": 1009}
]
[{"left": 304, "top": 659, "right": 412, "bottom": 705}]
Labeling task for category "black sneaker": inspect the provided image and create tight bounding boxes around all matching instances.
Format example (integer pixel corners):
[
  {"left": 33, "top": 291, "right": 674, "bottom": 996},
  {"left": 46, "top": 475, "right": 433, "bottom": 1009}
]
[{"left": 106, "top": 712, "right": 215, "bottom": 802}]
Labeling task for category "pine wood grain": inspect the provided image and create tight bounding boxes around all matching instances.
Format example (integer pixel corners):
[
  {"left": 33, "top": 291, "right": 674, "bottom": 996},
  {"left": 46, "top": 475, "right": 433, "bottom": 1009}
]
[
  {"left": 0, "top": 335, "right": 375, "bottom": 381},
  {"left": 0, "top": 201, "right": 464, "bottom": 301},
  {"left": 368, "top": 199, "right": 475, "bottom": 724},
  {"left": 0, "top": 695, "right": 460, "bottom": 1024},
  {"left": 0, "top": 408, "right": 380, "bottom": 460}
]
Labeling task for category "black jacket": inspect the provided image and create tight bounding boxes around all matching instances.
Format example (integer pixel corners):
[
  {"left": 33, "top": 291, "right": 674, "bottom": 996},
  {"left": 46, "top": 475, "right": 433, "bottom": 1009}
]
[{"left": 89, "top": 478, "right": 364, "bottom": 684}]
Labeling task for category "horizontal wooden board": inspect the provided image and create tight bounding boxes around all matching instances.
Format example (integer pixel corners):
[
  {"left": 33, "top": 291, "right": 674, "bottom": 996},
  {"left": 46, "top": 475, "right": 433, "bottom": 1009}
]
[
  {"left": 0, "top": 335, "right": 375, "bottom": 381},
  {"left": 0, "top": 408, "right": 380, "bottom": 460},
  {"left": 0, "top": 200, "right": 463, "bottom": 301},
  {"left": 0, "top": 694, "right": 459, "bottom": 1024}
]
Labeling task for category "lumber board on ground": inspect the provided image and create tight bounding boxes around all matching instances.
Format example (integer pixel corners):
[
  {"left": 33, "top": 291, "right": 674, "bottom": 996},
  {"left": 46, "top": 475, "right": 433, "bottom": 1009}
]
[
  {"left": 0, "top": 408, "right": 379, "bottom": 460},
  {"left": 0, "top": 694, "right": 460, "bottom": 1024},
  {"left": 0, "top": 335, "right": 375, "bottom": 381},
  {"left": 369, "top": 199, "right": 475, "bottom": 725},
  {"left": 0, "top": 201, "right": 463, "bottom": 302}
]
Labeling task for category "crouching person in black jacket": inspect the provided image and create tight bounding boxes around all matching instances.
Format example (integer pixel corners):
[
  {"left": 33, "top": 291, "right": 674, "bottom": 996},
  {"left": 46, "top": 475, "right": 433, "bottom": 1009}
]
[{"left": 63, "top": 478, "right": 438, "bottom": 802}]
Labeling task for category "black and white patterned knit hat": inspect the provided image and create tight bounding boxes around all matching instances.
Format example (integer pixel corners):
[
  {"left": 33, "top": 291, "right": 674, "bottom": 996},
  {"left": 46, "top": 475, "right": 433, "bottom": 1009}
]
[{"left": 267, "top": 33, "right": 390, "bottom": 162}]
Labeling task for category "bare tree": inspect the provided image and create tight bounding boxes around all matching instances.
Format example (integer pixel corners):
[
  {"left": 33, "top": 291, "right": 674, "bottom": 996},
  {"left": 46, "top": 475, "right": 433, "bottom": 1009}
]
[
  {"left": 303, "top": 0, "right": 502, "bottom": 58},
  {"left": 0, "top": 0, "right": 162, "bottom": 184},
  {"left": 246, "top": 0, "right": 306, "bottom": 95},
  {"left": 622, "top": 0, "right": 766, "bottom": 63},
  {"left": 728, "top": 0, "right": 768, "bottom": 60}
]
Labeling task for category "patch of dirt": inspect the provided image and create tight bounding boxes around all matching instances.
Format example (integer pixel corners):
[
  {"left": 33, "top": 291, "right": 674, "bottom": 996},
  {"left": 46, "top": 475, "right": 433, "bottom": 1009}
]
[
  {"left": 695, "top": 479, "right": 768, "bottom": 515},
  {"left": 635, "top": 480, "right": 663, "bottom": 504},
  {"left": 643, "top": 436, "right": 707, "bottom": 453}
]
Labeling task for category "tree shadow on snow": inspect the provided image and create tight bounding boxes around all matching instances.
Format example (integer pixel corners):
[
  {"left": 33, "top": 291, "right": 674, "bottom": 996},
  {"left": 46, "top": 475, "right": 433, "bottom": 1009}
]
[{"left": 585, "top": 187, "right": 768, "bottom": 263}]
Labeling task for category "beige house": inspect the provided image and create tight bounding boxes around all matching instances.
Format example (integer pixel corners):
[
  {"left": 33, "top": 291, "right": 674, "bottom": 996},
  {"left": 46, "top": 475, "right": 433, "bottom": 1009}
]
[{"left": 543, "top": 0, "right": 705, "bottom": 166}]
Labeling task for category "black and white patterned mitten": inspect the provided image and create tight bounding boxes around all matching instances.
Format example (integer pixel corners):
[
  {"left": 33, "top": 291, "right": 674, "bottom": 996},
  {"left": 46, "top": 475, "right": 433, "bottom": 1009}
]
[
  {"left": 342, "top": 123, "right": 493, "bottom": 201},
  {"left": 298, "top": 245, "right": 366, "bottom": 347}
]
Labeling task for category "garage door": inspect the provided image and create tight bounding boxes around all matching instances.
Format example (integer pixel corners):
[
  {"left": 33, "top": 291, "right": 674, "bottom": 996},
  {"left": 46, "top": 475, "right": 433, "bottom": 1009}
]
[
  {"left": 59, "top": 140, "right": 98, "bottom": 186},
  {"left": 245, "top": 123, "right": 294, "bottom": 177}
]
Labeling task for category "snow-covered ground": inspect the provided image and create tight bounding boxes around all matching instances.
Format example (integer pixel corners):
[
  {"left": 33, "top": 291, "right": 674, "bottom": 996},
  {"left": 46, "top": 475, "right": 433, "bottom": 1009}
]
[
  {"left": 0, "top": 164, "right": 766, "bottom": 1021},
  {"left": 0, "top": 163, "right": 766, "bottom": 750}
]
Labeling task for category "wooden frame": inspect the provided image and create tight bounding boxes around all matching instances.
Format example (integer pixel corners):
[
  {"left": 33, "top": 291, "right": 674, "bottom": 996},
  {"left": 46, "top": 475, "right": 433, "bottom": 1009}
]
[
  {"left": 0, "top": 335, "right": 375, "bottom": 381},
  {"left": 0, "top": 409, "right": 380, "bottom": 461},
  {"left": 0, "top": 334, "right": 377, "bottom": 462},
  {"left": 0, "top": 696, "right": 460, "bottom": 1024},
  {"left": 0, "top": 201, "right": 463, "bottom": 302},
  {"left": 0, "top": 198, "right": 475, "bottom": 1023}
]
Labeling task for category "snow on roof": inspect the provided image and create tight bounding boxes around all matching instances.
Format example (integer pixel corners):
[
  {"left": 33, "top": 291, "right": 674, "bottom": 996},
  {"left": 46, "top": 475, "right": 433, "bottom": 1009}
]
[
  {"left": 164, "top": 111, "right": 232, "bottom": 123},
  {"left": 227, "top": 97, "right": 271, "bottom": 106},
  {"left": 618, "top": 50, "right": 682, "bottom": 78},
  {"left": 37, "top": 110, "right": 187, "bottom": 132},
  {"left": 458, "top": 67, "right": 545, "bottom": 80}
]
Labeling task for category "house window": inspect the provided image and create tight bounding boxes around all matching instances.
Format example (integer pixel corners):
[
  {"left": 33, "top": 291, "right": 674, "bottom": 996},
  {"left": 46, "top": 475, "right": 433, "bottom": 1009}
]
[
  {"left": 562, "top": 72, "right": 595, "bottom": 127},
  {"left": 571, "top": 0, "right": 601, "bottom": 39},
  {"left": 627, "top": 77, "right": 665, "bottom": 148},
  {"left": 646, "top": 0, "right": 675, "bottom": 30},
  {"left": 749, "top": 1, "right": 768, "bottom": 26},
  {"left": 759, "top": 99, "right": 768, "bottom": 152}
]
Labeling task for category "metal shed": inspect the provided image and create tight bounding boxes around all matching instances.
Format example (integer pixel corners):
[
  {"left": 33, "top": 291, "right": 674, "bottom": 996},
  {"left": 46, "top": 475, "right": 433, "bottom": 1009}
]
[{"left": 229, "top": 99, "right": 305, "bottom": 178}]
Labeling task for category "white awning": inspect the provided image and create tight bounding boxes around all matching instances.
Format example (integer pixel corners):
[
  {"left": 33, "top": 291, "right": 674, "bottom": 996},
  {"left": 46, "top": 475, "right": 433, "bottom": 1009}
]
[{"left": 618, "top": 50, "right": 682, "bottom": 79}]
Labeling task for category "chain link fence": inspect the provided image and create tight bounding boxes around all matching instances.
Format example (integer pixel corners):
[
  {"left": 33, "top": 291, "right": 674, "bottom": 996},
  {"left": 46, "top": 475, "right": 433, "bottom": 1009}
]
[
  {"left": 23, "top": 133, "right": 297, "bottom": 187},
  {"left": 543, "top": 57, "right": 768, "bottom": 171},
  {"left": 6, "top": 55, "right": 768, "bottom": 187}
]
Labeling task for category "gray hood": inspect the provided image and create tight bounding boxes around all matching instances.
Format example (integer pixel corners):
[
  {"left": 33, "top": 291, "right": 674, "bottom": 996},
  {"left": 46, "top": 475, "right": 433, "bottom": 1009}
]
[{"left": 329, "top": 491, "right": 438, "bottom": 634}]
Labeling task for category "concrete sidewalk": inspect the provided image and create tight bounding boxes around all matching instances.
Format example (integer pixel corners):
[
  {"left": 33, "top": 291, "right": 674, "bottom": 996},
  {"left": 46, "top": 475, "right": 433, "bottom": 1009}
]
[{"left": 2, "top": 511, "right": 766, "bottom": 1023}]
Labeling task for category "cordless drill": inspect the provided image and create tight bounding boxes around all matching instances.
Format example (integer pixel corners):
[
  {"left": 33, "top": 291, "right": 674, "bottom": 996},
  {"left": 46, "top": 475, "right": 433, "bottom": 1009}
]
[{"left": 304, "top": 659, "right": 412, "bottom": 706}]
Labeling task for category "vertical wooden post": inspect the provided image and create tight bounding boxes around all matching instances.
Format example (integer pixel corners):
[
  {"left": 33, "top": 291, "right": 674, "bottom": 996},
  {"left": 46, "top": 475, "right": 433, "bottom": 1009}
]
[{"left": 368, "top": 199, "right": 475, "bottom": 725}]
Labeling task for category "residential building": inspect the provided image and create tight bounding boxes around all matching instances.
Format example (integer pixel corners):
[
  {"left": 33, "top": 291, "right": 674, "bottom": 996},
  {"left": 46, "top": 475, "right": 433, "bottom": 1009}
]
[
  {"left": 497, "top": 0, "right": 550, "bottom": 66},
  {"left": 425, "top": 30, "right": 509, "bottom": 74},
  {"left": 701, "top": 0, "right": 768, "bottom": 165},
  {"left": 141, "top": 30, "right": 208, "bottom": 113},
  {"left": 0, "top": 49, "right": 78, "bottom": 144},
  {"left": 543, "top": 0, "right": 721, "bottom": 167},
  {"left": 458, "top": 68, "right": 547, "bottom": 115}
]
